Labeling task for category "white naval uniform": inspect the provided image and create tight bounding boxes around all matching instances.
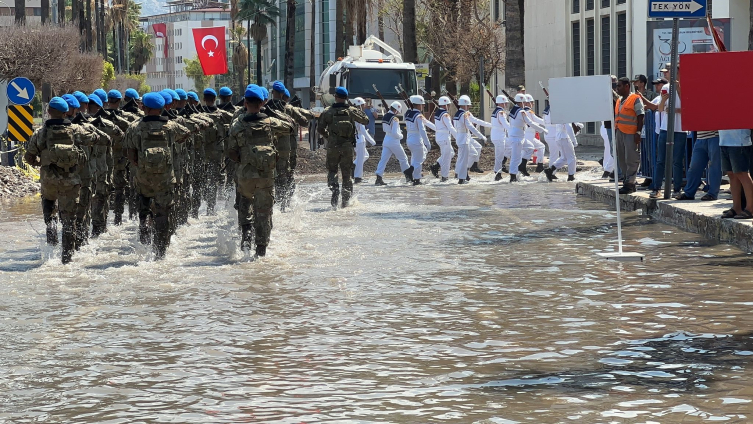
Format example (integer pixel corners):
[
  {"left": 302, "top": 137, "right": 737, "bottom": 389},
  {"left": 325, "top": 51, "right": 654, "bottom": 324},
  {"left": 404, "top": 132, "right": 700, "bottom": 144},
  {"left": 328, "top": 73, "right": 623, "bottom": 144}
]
[
  {"left": 433, "top": 108, "right": 458, "bottom": 178},
  {"left": 491, "top": 106, "right": 510, "bottom": 173},
  {"left": 525, "top": 107, "right": 547, "bottom": 163},
  {"left": 508, "top": 105, "right": 547, "bottom": 175},
  {"left": 552, "top": 123, "right": 578, "bottom": 175},
  {"left": 600, "top": 123, "right": 615, "bottom": 173},
  {"left": 453, "top": 109, "right": 487, "bottom": 180},
  {"left": 465, "top": 113, "right": 492, "bottom": 169},
  {"left": 376, "top": 111, "right": 410, "bottom": 177},
  {"left": 353, "top": 121, "right": 376, "bottom": 179},
  {"left": 405, "top": 109, "right": 434, "bottom": 180},
  {"left": 542, "top": 106, "right": 560, "bottom": 165}
]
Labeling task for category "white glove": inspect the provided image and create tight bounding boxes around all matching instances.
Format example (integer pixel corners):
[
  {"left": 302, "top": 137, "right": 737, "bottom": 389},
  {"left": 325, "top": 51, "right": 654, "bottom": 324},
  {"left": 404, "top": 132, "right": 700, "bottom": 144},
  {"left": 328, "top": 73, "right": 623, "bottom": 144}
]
[{"left": 482, "top": 136, "right": 488, "bottom": 143}]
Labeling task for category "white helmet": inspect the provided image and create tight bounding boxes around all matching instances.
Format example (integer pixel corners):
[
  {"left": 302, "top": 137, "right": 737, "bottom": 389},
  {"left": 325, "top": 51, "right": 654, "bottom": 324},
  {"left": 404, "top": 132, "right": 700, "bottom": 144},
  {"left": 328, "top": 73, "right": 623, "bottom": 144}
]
[
  {"left": 514, "top": 93, "right": 527, "bottom": 103},
  {"left": 409, "top": 95, "right": 424, "bottom": 105},
  {"left": 458, "top": 95, "right": 472, "bottom": 106},
  {"left": 352, "top": 97, "right": 366, "bottom": 106},
  {"left": 438, "top": 96, "right": 451, "bottom": 106},
  {"left": 525, "top": 94, "right": 534, "bottom": 102},
  {"left": 495, "top": 95, "right": 508, "bottom": 104},
  {"left": 390, "top": 101, "right": 402, "bottom": 112}
]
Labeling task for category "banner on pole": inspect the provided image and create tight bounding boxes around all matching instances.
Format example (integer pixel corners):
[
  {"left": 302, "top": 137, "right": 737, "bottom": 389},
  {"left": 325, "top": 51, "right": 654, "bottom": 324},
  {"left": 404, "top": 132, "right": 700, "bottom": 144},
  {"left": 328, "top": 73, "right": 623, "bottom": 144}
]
[
  {"left": 192, "top": 27, "right": 228, "bottom": 76},
  {"left": 548, "top": 75, "right": 613, "bottom": 124}
]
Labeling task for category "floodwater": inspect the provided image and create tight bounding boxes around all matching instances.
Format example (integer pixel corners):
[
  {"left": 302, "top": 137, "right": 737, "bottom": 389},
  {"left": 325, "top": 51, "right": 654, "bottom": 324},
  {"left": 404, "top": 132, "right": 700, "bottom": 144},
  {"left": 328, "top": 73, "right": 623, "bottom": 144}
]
[{"left": 1, "top": 171, "right": 753, "bottom": 423}]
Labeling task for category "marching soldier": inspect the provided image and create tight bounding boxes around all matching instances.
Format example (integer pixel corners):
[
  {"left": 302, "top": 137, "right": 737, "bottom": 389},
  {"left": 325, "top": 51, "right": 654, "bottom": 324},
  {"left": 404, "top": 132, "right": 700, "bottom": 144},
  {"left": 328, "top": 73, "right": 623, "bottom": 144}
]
[
  {"left": 374, "top": 101, "right": 412, "bottom": 185},
  {"left": 491, "top": 95, "right": 511, "bottom": 181},
  {"left": 453, "top": 95, "right": 487, "bottom": 184},
  {"left": 351, "top": 97, "right": 377, "bottom": 184},
  {"left": 405, "top": 95, "right": 435, "bottom": 185},
  {"left": 429, "top": 96, "right": 458, "bottom": 182}
]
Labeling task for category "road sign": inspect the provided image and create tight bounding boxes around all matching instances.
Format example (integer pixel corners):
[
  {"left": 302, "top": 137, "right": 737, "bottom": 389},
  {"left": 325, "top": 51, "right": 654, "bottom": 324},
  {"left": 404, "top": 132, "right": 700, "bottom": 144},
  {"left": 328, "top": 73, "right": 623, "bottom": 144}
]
[
  {"left": 7, "top": 105, "right": 34, "bottom": 142},
  {"left": 648, "top": 0, "right": 706, "bottom": 18},
  {"left": 6, "top": 77, "right": 35, "bottom": 105}
]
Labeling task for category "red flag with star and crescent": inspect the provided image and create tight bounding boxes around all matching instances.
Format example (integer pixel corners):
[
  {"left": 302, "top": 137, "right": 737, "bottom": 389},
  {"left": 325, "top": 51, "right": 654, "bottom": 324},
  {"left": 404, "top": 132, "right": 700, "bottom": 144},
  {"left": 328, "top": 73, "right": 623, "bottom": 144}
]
[
  {"left": 192, "top": 27, "right": 228, "bottom": 75},
  {"left": 153, "top": 23, "right": 168, "bottom": 58}
]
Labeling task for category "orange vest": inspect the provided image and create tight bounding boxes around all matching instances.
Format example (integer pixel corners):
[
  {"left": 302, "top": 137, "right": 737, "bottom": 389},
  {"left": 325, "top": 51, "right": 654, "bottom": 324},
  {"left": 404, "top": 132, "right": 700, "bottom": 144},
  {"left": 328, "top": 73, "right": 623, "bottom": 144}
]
[{"left": 614, "top": 93, "right": 640, "bottom": 135}]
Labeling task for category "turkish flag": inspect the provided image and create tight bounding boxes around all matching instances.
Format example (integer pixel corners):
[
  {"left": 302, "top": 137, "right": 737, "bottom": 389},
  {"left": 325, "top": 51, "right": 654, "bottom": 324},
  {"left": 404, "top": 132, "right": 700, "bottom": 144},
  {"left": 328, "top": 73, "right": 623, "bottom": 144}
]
[
  {"left": 153, "top": 23, "right": 168, "bottom": 58},
  {"left": 192, "top": 27, "right": 228, "bottom": 75}
]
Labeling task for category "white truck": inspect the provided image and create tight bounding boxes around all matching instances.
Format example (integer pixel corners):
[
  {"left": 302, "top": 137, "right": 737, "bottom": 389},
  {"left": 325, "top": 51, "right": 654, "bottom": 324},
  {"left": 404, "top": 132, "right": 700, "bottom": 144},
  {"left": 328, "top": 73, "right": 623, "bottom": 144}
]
[{"left": 310, "top": 36, "right": 418, "bottom": 147}]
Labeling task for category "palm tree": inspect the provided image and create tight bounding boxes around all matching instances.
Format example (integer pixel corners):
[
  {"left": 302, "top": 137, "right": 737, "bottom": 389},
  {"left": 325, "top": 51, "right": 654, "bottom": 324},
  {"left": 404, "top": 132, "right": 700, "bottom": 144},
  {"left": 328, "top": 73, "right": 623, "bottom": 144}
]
[
  {"left": 504, "top": 0, "right": 525, "bottom": 89},
  {"left": 284, "top": 0, "right": 296, "bottom": 90},
  {"left": 231, "top": 26, "right": 249, "bottom": 95},
  {"left": 236, "top": 0, "right": 280, "bottom": 85},
  {"left": 402, "top": 0, "right": 417, "bottom": 63},
  {"left": 130, "top": 30, "right": 154, "bottom": 73},
  {"left": 335, "top": 0, "right": 344, "bottom": 58}
]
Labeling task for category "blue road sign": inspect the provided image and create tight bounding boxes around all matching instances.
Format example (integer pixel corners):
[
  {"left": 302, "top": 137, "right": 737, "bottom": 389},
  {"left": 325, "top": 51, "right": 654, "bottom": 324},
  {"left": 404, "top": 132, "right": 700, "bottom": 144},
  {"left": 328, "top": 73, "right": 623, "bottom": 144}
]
[
  {"left": 6, "top": 77, "right": 35, "bottom": 105},
  {"left": 648, "top": 0, "right": 706, "bottom": 18}
]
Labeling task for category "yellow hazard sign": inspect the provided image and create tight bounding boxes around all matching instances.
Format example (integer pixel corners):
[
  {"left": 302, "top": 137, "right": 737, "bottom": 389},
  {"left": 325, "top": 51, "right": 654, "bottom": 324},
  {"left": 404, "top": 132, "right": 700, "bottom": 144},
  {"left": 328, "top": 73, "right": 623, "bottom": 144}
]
[{"left": 7, "top": 104, "right": 33, "bottom": 142}]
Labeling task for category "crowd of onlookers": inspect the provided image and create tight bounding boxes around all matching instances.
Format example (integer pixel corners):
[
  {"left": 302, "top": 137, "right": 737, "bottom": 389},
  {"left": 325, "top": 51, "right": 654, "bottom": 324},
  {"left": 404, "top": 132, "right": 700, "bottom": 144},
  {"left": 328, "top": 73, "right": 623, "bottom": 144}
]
[{"left": 607, "top": 64, "right": 753, "bottom": 219}]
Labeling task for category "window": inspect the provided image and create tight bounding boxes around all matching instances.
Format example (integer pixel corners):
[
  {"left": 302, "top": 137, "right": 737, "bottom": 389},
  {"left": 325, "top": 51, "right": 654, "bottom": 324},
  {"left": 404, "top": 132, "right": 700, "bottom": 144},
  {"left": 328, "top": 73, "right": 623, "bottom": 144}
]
[
  {"left": 572, "top": 21, "right": 581, "bottom": 76},
  {"left": 617, "top": 12, "right": 627, "bottom": 77},
  {"left": 586, "top": 19, "right": 595, "bottom": 75},
  {"left": 572, "top": 0, "right": 580, "bottom": 13},
  {"left": 321, "top": 0, "right": 330, "bottom": 70},
  {"left": 617, "top": 0, "right": 625, "bottom": 3},
  {"left": 601, "top": 0, "right": 610, "bottom": 7},
  {"left": 601, "top": 16, "right": 610, "bottom": 74},
  {"left": 587, "top": 122, "right": 595, "bottom": 134},
  {"left": 494, "top": 0, "right": 501, "bottom": 21},
  {"left": 586, "top": 0, "right": 594, "bottom": 11}
]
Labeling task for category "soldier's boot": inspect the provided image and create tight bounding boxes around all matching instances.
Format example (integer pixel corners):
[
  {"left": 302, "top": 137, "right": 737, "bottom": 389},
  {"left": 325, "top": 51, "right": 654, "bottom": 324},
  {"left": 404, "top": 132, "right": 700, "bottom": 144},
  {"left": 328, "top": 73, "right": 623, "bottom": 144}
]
[
  {"left": 375, "top": 176, "right": 387, "bottom": 186},
  {"left": 470, "top": 162, "right": 483, "bottom": 173},
  {"left": 43, "top": 213, "right": 59, "bottom": 246},
  {"left": 113, "top": 192, "right": 124, "bottom": 225},
  {"left": 441, "top": 177, "right": 448, "bottom": 182},
  {"left": 330, "top": 183, "right": 340, "bottom": 209},
  {"left": 430, "top": 163, "right": 440, "bottom": 178},
  {"left": 518, "top": 158, "right": 530, "bottom": 177},
  {"left": 240, "top": 224, "right": 254, "bottom": 252},
  {"left": 354, "top": 177, "right": 363, "bottom": 184},
  {"left": 404, "top": 166, "right": 415, "bottom": 183},
  {"left": 495, "top": 172, "right": 503, "bottom": 181},
  {"left": 153, "top": 216, "right": 170, "bottom": 260},
  {"left": 61, "top": 219, "right": 76, "bottom": 264},
  {"left": 567, "top": 174, "right": 576, "bottom": 182},
  {"left": 535, "top": 163, "right": 545, "bottom": 173},
  {"left": 510, "top": 173, "right": 518, "bottom": 183},
  {"left": 545, "top": 166, "right": 556, "bottom": 182},
  {"left": 139, "top": 218, "right": 152, "bottom": 245},
  {"left": 341, "top": 186, "right": 352, "bottom": 209},
  {"left": 74, "top": 219, "right": 86, "bottom": 250},
  {"left": 91, "top": 225, "right": 102, "bottom": 238},
  {"left": 413, "top": 179, "right": 422, "bottom": 186},
  {"left": 255, "top": 244, "right": 267, "bottom": 258}
]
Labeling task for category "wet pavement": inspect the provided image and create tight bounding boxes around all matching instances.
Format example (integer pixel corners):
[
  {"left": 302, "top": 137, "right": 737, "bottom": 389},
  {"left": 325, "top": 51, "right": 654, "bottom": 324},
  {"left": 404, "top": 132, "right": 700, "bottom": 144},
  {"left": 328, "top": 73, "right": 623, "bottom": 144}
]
[{"left": 1, "top": 171, "right": 753, "bottom": 423}]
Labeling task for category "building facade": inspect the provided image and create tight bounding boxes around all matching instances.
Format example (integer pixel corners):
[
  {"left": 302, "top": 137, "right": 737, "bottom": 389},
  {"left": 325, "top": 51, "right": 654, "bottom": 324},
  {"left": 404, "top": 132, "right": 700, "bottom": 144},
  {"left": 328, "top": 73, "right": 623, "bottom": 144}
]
[{"left": 0, "top": 0, "right": 43, "bottom": 26}]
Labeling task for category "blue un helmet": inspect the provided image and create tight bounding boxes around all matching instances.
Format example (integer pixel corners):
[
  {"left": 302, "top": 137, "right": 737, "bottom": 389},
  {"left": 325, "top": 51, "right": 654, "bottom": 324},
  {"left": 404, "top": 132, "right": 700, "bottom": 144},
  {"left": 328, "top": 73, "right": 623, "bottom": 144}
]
[
  {"left": 174, "top": 89, "right": 188, "bottom": 101},
  {"left": 165, "top": 89, "right": 180, "bottom": 102},
  {"left": 203, "top": 88, "right": 217, "bottom": 98},
  {"left": 271, "top": 81, "right": 286, "bottom": 94},
  {"left": 142, "top": 92, "right": 166, "bottom": 110},
  {"left": 61, "top": 94, "right": 80, "bottom": 110},
  {"left": 49, "top": 96, "right": 69, "bottom": 113},
  {"left": 187, "top": 91, "right": 200, "bottom": 102},
  {"left": 219, "top": 86, "right": 233, "bottom": 97},
  {"left": 93, "top": 89, "right": 108, "bottom": 103},
  {"left": 72, "top": 91, "right": 90, "bottom": 105},
  {"left": 107, "top": 89, "right": 123, "bottom": 101},
  {"left": 125, "top": 88, "right": 141, "bottom": 101},
  {"left": 88, "top": 94, "right": 104, "bottom": 108},
  {"left": 158, "top": 90, "right": 173, "bottom": 105},
  {"left": 244, "top": 85, "right": 264, "bottom": 101}
]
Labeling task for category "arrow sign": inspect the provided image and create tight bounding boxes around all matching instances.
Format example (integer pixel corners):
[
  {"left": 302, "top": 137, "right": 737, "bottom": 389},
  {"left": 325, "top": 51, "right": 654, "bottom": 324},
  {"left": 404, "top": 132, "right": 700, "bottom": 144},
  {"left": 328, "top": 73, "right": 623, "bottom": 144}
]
[
  {"left": 648, "top": 0, "right": 706, "bottom": 18},
  {"left": 6, "top": 77, "right": 35, "bottom": 105}
]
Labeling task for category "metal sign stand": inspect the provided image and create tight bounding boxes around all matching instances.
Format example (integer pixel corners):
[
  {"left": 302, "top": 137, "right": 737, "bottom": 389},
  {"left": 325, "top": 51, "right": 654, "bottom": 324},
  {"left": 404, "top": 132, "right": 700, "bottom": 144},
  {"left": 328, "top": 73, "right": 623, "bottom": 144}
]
[{"left": 663, "top": 18, "right": 680, "bottom": 199}]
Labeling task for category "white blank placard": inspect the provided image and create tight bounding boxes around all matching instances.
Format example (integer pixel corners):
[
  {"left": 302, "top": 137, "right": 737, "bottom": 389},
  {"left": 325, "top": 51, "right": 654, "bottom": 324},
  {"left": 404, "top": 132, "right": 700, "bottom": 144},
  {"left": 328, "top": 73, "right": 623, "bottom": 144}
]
[{"left": 548, "top": 75, "right": 614, "bottom": 124}]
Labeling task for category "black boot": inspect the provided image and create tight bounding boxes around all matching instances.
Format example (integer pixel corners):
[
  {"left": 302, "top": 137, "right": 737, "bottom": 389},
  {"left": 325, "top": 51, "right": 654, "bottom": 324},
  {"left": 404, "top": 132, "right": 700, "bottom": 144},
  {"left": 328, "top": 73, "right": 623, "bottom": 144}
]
[
  {"left": 601, "top": 171, "right": 611, "bottom": 179},
  {"left": 341, "top": 186, "right": 352, "bottom": 208},
  {"left": 61, "top": 220, "right": 75, "bottom": 264},
  {"left": 139, "top": 220, "right": 152, "bottom": 245},
  {"left": 510, "top": 173, "right": 518, "bottom": 183},
  {"left": 518, "top": 158, "right": 530, "bottom": 177},
  {"left": 544, "top": 166, "right": 556, "bottom": 182},
  {"left": 330, "top": 183, "right": 340, "bottom": 208},
  {"left": 501, "top": 165, "right": 509, "bottom": 173},
  {"left": 441, "top": 177, "right": 448, "bottom": 182},
  {"left": 375, "top": 175, "right": 387, "bottom": 186},
  {"left": 354, "top": 177, "right": 363, "bottom": 184},
  {"left": 255, "top": 244, "right": 267, "bottom": 257},
  {"left": 618, "top": 182, "right": 636, "bottom": 194},
  {"left": 413, "top": 179, "right": 422, "bottom": 186},
  {"left": 430, "top": 163, "right": 440, "bottom": 178},
  {"left": 458, "top": 179, "right": 467, "bottom": 185},
  {"left": 45, "top": 220, "right": 58, "bottom": 246},
  {"left": 608, "top": 172, "right": 615, "bottom": 182},
  {"left": 495, "top": 172, "right": 503, "bottom": 181},
  {"left": 404, "top": 166, "right": 415, "bottom": 183},
  {"left": 502, "top": 157, "right": 508, "bottom": 166},
  {"left": 470, "top": 162, "right": 483, "bottom": 173},
  {"left": 598, "top": 158, "right": 604, "bottom": 166},
  {"left": 567, "top": 174, "right": 576, "bottom": 182},
  {"left": 240, "top": 224, "right": 254, "bottom": 252},
  {"left": 153, "top": 216, "right": 170, "bottom": 260},
  {"left": 535, "top": 163, "right": 545, "bottom": 173}
]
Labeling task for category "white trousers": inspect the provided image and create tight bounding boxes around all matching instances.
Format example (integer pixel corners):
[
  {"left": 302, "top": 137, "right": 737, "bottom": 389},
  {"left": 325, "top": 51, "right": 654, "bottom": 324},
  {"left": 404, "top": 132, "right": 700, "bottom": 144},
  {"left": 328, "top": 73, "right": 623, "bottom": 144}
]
[
  {"left": 522, "top": 139, "right": 535, "bottom": 161},
  {"left": 543, "top": 136, "right": 560, "bottom": 165},
  {"left": 492, "top": 139, "right": 506, "bottom": 173},
  {"left": 436, "top": 141, "right": 455, "bottom": 178},
  {"left": 531, "top": 137, "right": 546, "bottom": 163},
  {"left": 600, "top": 125, "right": 615, "bottom": 173},
  {"left": 455, "top": 142, "right": 470, "bottom": 180},
  {"left": 552, "top": 137, "right": 577, "bottom": 175},
  {"left": 353, "top": 142, "right": 369, "bottom": 178},
  {"left": 407, "top": 141, "right": 427, "bottom": 180},
  {"left": 508, "top": 137, "right": 524, "bottom": 175},
  {"left": 376, "top": 141, "right": 410, "bottom": 176},
  {"left": 468, "top": 138, "right": 482, "bottom": 167}
]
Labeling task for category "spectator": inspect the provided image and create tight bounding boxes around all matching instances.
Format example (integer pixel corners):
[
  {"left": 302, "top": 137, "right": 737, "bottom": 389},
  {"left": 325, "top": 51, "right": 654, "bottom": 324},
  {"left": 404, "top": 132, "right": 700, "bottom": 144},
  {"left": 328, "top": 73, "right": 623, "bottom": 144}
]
[
  {"left": 719, "top": 130, "right": 753, "bottom": 219},
  {"left": 364, "top": 99, "right": 379, "bottom": 138},
  {"left": 675, "top": 130, "right": 721, "bottom": 201},
  {"left": 614, "top": 77, "right": 645, "bottom": 194},
  {"left": 632, "top": 74, "right": 658, "bottom": 101},
  {"left": 637, "top": 77, "right": 667, "bottom": 188},
  {"left": 649, "top": 65, "right": 686, "bottom": 198}
]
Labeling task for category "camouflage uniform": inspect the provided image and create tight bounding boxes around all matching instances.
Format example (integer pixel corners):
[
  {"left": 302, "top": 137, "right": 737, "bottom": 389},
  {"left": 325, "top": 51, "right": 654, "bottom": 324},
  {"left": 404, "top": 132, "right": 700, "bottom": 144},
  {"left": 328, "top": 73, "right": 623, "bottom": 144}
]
[
  {"left": 24, "top": 118, "right": 108, "bottom": 263},
  {"left": 182, "top": 107, "right": 214, "bottom": 217},
  {"left": 89, "top": 111, "right": 124, "bottom": 236},
  {"left": 107, "top": 106, "right": 141, "bottom": 220},
  {"left": 317, "top": 103, "right": 369, "bottom": 208},
  {"left": 103, "top": 111, "right": 134, "bottom": 225},
  {"left": 125, "top": 115, "right": 192, "bottom": 259},
  {"left": 201, "top": 104, "right": 234, "bottom": 215},
  {"left": 263, "top": 99, "right": 299, "bottom": 211},
  {"left": 226, "top": 111, "right": 293, "bottom": 253},
  {"left": 284, "top": 103, "right": 315, "bottom": 209}
]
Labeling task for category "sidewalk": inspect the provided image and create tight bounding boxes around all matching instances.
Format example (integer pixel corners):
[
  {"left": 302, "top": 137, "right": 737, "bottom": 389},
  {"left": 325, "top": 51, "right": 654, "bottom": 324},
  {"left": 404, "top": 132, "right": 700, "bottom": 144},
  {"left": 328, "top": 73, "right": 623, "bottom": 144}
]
[{"left": 576, "top": 180, "right": 753, "bottom": 252}]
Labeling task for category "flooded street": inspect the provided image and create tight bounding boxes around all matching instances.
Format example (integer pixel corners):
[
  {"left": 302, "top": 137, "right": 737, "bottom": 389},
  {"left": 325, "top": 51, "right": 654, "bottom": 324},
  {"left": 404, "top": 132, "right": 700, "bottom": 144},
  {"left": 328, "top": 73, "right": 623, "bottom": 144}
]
[{"left": 2, "top": 172, "right": 753, "bottom": 423}]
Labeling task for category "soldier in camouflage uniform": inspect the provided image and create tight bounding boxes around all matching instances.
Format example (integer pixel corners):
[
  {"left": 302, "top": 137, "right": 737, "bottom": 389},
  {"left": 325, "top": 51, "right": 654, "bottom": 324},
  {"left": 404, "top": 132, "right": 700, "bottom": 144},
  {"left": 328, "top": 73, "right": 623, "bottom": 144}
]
[
  {"left": 104, "top": 89, "right": 141, "bottom": 222},
  {"left": 283, "top": 88, "right": 316, "bottom": 210},
  {"left": 317, "top": 86, "right": 370, "bottom": 209},
  {"left": 24, "top": 97, "right": 109, "bottom": 263},
  {"left": 226, "top": 85, "right": 293, "bottom": 258},
  {"left": 125, "top": 92, "right": 192, "bottom": 259},
  {"left": 176, "top": 88, "right": 214, "bottom": 217},
  {"left": 201, "top": 88, "right": 232, "bottom": 215}
]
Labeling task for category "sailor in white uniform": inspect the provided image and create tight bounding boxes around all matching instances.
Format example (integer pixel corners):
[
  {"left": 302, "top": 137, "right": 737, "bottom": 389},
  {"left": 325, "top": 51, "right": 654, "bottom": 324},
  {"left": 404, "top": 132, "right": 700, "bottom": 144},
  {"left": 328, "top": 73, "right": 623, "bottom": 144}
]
[
  {"left": 508, "top": 94, "right": 548, "bottom": 182},
  {"left": 545, "top": 122, "right": 583, "bottom": 182},
  {"left": 454, "top": 95, "right": 487, "bottom": 184},
  {"left": 375, "top": 101, "right": 414, "bottom": 185},
  {"left": 351, "top": 97, "right": 377, "bottom": 184},
  {"left": 542, "top": 104, "right": 560, "bottom": 168},
  {"left": 405, "top": 95, "right": 435, "bottom": 185},
  {"left": 491, "top": 95, "right": 511, "bottom": 181},
  {"left": 464, "top": 95, "right": 492, "bottom": 174},
  {"left": 429, "top": 96, "right": 458, "bottom": 182}
]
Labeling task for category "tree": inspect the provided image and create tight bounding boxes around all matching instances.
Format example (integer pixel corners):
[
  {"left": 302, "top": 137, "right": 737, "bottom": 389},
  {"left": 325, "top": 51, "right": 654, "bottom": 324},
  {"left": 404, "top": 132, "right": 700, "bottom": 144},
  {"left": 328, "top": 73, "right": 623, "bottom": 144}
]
[
  {"left": 504, "top": 0, "right": 524, "bottom": 89},
  {"left": 236, "top": 0, "right": 280, "bottom": 85},
  {"left": 284, "top": 0, "right": 296, "bottom": 89},
  {"left": 41, "top": 0, "right": 49, "bottom": 24},
  {"left": 335, "top": 0, "right": 344, "bottom": 58},
  {"left": 231, "top": 26, "right": 249, "bottom": 96},
  {"left": 15, "top": 0, "right": 26, "bottom": 24},
  {"left": 402, "top": 0, "right": 417, "bottom": 63},
  {"left": 101, "top": 61, "right": 116, "bottom": 88},
  {"left": 130, "top": 29, "right": 154, "bottom": 73},
  {"left": 184, "top": 57, "right": 210, "bottom": 92}
]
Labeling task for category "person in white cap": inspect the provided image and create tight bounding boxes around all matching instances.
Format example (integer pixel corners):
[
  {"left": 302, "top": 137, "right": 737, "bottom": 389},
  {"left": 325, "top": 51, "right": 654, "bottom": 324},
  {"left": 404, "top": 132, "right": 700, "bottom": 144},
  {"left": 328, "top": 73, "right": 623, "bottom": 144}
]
[
  {"left": 351, "top": 97, "right": 377, "bottom": 184},
  {"left": 545, "top": 122, "right": 583, "bottom": 182},
  {"left": 508, "top": 93, "right": 547, "bottom": 182},
  {"left": 524, "top": 94, "right": 548, "bottom": 173},
  {"left": 405, "top": 95, "right": 436, "bottom": 185},
  {"left": 461, "top": 95, "right": 492, "bottom": 175},
  {"left": 454, "top": 95, "right": 487, "bottom": 184},
  {"left": 491, "top": 95, "right": 511, "bottom": 181},
  {"left": 375, "top": 101, "right": 413, "bottom": 185},
  {"left": 429, "top": 96, "right": 458, "bottom": 182}
]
